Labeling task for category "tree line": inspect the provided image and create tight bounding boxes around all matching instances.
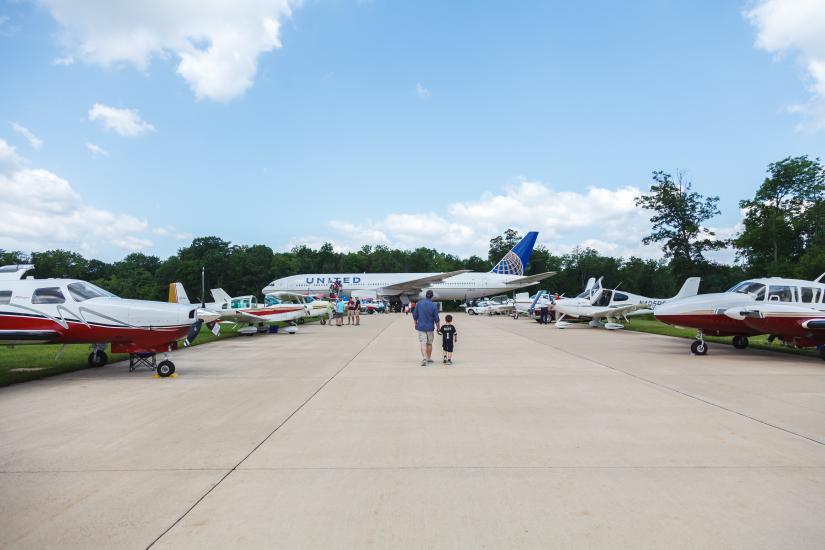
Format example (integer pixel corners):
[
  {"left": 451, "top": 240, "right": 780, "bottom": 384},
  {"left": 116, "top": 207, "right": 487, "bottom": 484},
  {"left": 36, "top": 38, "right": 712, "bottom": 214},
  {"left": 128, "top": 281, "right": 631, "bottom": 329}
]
[{"left": 1, "top": 155, "right": 822, "bottom": 302}]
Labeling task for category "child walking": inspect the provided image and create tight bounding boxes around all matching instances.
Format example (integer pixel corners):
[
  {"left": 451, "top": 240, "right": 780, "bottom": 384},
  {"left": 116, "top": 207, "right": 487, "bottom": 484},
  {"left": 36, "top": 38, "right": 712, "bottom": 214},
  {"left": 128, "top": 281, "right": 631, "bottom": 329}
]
[{"left": 438, "top": 314, "right": 458, "bottom": 365}]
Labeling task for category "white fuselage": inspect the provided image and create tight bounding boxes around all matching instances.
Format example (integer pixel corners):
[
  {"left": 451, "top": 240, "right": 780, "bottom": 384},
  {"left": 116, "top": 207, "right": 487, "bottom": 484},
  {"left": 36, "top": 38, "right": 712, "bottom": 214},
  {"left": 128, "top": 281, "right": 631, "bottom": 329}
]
[{"left": 263, "top": 272, "right": 539, "bottom": 301}]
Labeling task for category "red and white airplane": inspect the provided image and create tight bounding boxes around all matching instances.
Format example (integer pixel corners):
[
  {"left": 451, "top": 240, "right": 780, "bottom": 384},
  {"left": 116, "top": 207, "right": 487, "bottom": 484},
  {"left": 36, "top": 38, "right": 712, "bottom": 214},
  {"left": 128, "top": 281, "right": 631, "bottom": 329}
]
[
  {"left": 0, "top": 265, "right": 218, "bottom": 376},
  {"left": 655, "top": 274, "right": 825, "bottom": 359},
  {"left": 169, "top": 283, "right": 308, "bottom": 335}
]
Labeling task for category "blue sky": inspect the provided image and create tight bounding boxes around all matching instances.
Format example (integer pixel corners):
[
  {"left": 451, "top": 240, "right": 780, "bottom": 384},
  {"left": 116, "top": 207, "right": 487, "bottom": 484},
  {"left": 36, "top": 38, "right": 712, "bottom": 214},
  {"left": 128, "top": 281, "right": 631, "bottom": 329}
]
[{"left": 1, "top": 0, "right": 824, "bottom": 261}]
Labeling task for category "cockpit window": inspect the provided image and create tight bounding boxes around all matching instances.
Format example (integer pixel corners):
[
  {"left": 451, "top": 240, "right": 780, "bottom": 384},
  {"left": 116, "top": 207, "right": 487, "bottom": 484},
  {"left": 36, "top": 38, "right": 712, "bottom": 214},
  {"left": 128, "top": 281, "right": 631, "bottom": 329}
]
[
  {"left": 67, "top": 282, "right": 116, "bottom": 302},
  {"left": 0, "top": 290, "right": 11, "bottom": 305},
  {"left": 265, "top": 295, "right": 281, "bottom": 306},
  {"left": 800, "top": 287, "right": 820, "bottom": 304},
  {"left": 230, "top": 297, "right": 252, "bottom": 309},
  {"left": 767, "top": 285, "right": 795, "bottom": 302},
  {"left": 728, "top": 281, "right": 766, "bottom": 301},
  {"left": 32, "top": 287, "right": 66, "bottom": 304}
]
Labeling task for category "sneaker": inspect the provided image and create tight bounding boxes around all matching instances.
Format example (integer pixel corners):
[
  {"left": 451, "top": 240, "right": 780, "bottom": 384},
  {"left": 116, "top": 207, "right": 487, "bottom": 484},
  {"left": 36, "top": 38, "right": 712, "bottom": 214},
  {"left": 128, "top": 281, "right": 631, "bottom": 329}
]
[
  {"left": 421, "top": 359, "right": 427, "bottom": 366},
  {"left": 447, "top": 359, "right": 453, "bottom": 365},
  {"left": 427, "top": 358, "right": 434, "bottom": 363},
  {"left": 443, "top": 356, "right": 447, "bottom": 364}
]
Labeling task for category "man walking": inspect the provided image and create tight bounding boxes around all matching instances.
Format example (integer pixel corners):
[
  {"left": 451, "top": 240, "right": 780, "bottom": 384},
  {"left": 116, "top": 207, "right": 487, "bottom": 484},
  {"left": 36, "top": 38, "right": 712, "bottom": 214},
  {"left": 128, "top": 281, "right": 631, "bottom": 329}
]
[{"left": 412, "top": 290, "right": 440, "bottom": 366}]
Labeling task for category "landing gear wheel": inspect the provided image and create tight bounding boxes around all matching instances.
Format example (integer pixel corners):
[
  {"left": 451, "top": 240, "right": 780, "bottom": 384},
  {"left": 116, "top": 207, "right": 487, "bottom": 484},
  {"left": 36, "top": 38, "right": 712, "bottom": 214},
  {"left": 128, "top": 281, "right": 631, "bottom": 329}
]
[
  {"left": 732, "top": 335, "right": 749, "bottom": 350},
  {"left": 468, "top": 310, "right": 477, "bottom": 315},
  {"left": 320, "top": 319, "right": 326, "bottom": 325},
  {"left": 157, "top": 360, "right": 175, "bottom": 377},
  {"left": 88, "top": 350, "right": 108, "bottom": 368},
  {"left": 691, "top": 340, "right": 708, "bottom": 355},
  {"left": 297, "top": 318, "right": 305, "bottom": 325}
]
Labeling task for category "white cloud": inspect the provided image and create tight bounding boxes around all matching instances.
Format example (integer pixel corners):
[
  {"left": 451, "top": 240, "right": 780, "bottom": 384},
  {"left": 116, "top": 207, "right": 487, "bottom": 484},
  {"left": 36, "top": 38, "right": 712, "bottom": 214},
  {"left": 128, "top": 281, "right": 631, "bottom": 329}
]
[
  {"left": 0, "top": 137, "right": 189, "bottom": 257},
  {"left": 88, "top": 103, "right": 154, "bottom": 137},
  {"left": 745, "top": 0, "right": 825, "bottom": 130},
  {"left": 85, "top": 142, "right": 108, "bottom": 156},
  {"left": 152, "top": 226, "right": 192, "bottom": 240},
  {"left": 416, "top": 83, "right": 431, "bottom": 99},
  {"left": 296, "top": 180, "right": 666, "bottom": 259},
  {"left": 51, "top": 55, "right": 75, "bottom": 66},
  {"left": 11, "top": 123, "right": 43, "bottom": 150},
  {"left": 39, "top": 0, "right": 297, "bottom": 102}
]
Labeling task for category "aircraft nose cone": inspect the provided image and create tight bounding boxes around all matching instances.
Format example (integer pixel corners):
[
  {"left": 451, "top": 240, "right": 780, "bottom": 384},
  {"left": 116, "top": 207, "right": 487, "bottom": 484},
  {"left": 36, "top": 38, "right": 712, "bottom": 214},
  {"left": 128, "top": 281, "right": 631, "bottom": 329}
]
[{"left": 196, "top": 308, "right": 220, "bottom": 323}]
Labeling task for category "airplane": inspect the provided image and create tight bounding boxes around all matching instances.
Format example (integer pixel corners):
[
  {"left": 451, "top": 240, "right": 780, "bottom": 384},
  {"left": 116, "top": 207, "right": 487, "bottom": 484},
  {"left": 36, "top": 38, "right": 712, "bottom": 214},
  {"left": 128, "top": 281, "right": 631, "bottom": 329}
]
[
  {"left": 0, "top": 265, "right": 218, "bottom": 377},
  {"left": 655, "top": 274, "right": 825, "bottom": 356},
  {"left": 264, "top": 292, "right": 333, "bottom": 324},
  {"left": 169, "top": 283, "right": 308, "bottom": 335},
  {"left": 554, "top": 276, "right": 701, "bottom": 330},
  {"left": 262, "top": 231, "right": 556, "bottom": 303}
]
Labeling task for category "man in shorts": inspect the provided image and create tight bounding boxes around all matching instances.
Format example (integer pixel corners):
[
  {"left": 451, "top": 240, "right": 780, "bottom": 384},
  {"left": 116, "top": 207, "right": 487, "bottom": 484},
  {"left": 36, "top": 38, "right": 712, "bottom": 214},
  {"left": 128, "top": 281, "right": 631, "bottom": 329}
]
[{"left": 412, "top": 290, "right": 440, "bottom": 366}]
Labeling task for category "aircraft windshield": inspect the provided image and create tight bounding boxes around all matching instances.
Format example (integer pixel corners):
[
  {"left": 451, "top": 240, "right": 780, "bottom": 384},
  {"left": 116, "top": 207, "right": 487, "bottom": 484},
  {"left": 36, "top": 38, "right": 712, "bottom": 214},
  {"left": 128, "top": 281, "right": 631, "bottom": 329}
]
[
  {"left": 67, "top": 282, "right": 117, "bottom": 301},
  {"left": 230, "top": 297, "right": 253, "bottom": 309},
  {"left": 727, "top": 281, "right": 766, "bottom": 301},
  {"left": 264, "top": 295, "right": 281, "bottom": 306}
]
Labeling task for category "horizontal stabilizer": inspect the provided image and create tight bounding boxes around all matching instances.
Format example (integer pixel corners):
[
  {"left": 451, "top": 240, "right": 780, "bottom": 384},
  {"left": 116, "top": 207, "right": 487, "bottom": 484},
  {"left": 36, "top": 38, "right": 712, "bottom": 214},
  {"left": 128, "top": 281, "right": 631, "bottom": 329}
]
[{"left": 505, "top": 271, "right": 557, "bottom": 286}]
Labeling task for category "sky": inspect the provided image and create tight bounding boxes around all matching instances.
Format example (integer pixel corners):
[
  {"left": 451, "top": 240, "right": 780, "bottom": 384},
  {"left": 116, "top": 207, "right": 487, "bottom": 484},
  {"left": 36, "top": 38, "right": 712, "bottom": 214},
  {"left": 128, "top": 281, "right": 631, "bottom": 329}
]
[{"left": 1, "top": 0, "right": 824, "bottom": 262}]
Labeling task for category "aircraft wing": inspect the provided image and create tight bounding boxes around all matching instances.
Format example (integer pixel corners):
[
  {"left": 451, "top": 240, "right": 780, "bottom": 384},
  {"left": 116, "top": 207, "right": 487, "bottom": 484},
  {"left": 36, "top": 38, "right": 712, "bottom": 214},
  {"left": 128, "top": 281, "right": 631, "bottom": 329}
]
[
  {"left": 382, "top": 270, "right": 472, "bottom": 292},
  {"left": 504, "top": 271, "right": 557, "bottom": 286},
  {"left": 589, "top": 304, "right": 646, "bottom": 319}
]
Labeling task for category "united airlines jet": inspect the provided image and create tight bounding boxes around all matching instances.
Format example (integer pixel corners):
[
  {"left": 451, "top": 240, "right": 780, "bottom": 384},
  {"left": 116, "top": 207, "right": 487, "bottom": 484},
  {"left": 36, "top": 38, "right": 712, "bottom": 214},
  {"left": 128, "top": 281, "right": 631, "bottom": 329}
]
[{"left": 263, "top": 232, "right": 555, "bottom": 303}]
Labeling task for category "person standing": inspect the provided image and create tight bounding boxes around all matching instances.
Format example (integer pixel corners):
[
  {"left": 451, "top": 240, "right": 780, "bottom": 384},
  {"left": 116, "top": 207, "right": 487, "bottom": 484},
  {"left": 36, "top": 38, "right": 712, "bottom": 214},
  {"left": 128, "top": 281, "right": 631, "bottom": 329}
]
[
  {"left": 354, "top": 297, "right": 361, "bottom": 326},
  {"left": 539, "top": 295, "right": 550, "bottom": 325},
  {"left": 336, "top": 298, "right": 345, "bottom": 326},
  {"left": 412, "top": 290, "right": 440, "bottom": 366},
  {"left": 347, "top": 297, "right": 355, "bottom": 325}
]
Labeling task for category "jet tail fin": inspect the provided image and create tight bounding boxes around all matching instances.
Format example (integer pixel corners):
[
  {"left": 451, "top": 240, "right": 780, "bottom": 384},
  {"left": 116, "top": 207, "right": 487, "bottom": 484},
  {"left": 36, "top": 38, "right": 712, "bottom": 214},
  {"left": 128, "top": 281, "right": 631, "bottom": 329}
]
[
  {"left": 168, "top": 282, "right": 191, "bottom": 304},
  {"left": 490, "top": 231, "right": 539, "bottom": 275},
  {"left": 674, "top": 277, "right": 701, "bottom": 300},
  {"left": 210, "top": 288, "right": 232, "bottom": 304}
]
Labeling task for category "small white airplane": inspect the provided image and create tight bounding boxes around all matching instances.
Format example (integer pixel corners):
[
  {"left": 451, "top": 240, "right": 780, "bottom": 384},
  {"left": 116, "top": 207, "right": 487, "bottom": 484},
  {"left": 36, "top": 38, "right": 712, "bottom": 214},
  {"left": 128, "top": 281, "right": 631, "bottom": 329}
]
[
  {"left": 264, "top": 292, "right": 333, "bottom": 324},
  {"left": 655, "top": 274, "right": 825, "bottom": 356},
  {"left": 263, "top": 232, "right": 556, "bottom": 303},
  {"left": 554, "top": 276, "right": 701, "bottom": 330},
  {"left": 169, "top": 283, "right": 308, "bottom": 335},
  {"left": 0, "top": 265, "right": 218, "bottom": 376}
]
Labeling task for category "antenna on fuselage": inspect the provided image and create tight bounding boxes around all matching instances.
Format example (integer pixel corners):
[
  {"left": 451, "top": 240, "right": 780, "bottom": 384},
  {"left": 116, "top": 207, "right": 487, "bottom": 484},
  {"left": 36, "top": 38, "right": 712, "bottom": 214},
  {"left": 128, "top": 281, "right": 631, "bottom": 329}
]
[{"left": 201, "top": 266, "right": 206, "bottom": 308}]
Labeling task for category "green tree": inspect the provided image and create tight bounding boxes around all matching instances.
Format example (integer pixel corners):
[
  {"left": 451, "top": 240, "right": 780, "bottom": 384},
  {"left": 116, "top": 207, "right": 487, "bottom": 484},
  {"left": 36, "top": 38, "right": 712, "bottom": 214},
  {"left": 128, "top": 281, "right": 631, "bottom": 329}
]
[
  {"left": 30, "top": 250, "right": 89, "bottom": 279},
  {"left": 635, "top": 171, "right": 725, "bottom": 277},
  {"left": 734, "top": 156, "right": 825, "bottom": 277},
  {"left": 488, "top": 228, "right": 522, "bottom": 265}
]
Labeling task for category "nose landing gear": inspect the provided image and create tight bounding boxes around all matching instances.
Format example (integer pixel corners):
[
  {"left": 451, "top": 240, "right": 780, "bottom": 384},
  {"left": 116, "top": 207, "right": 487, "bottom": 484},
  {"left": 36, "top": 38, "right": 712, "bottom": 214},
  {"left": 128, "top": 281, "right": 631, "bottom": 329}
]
[{"left": 691, "top": 331, "right": 708, "bottom": 355}]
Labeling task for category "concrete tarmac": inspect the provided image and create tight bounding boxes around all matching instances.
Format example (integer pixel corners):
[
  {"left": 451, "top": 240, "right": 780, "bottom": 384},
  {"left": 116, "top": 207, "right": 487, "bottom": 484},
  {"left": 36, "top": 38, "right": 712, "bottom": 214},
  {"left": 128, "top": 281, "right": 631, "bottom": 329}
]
[{"left": 2, "top": 314, "right": 825, "bottom": 549}]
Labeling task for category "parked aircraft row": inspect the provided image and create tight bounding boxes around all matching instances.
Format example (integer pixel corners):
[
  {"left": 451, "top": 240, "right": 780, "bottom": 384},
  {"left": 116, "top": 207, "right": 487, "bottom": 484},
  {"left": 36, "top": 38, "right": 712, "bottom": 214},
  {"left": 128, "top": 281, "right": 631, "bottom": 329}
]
[{"left": 507, "top": 273, "right": 825, "bottom": 360}]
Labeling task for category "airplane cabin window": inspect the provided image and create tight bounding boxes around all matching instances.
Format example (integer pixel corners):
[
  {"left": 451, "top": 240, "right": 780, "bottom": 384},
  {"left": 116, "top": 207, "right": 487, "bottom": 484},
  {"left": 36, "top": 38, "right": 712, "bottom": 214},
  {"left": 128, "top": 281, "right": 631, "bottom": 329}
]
[
  {"left": 767, "top": 285, "right": 794, "bottom": 302},
  {"left": 613, "top": 292, "right": 629, "bottom": 302},
  {"left": 67, "top": 282, "right": 113, "bottom": 301},
  {"left": 0, "top": 290, "right": 11, "bottom": 305},
  {"left": 730, "top": 282, "right": 765, "bottom": 301},
  {"left": 800, "top": 287, "right": 819, "bottom": 303},
  {"left": 32, "top": 287, "right": 66, "bottom": 304}
]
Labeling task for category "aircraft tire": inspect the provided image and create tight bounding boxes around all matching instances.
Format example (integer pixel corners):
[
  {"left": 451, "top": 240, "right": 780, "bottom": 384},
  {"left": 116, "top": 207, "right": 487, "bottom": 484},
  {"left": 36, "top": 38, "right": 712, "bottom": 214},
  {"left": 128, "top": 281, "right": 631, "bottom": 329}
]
[
  {"left": 732, "top": 335, "right": 749, "bottom": 350},
  {"left": 691, "top": 340, "right": 708, "bottom": 356},
  {"left": 468, "top": 310, "right": 476, "bottom": 315},
  {"left": 157, "top": 360, "right": 175, "bottom": 377},
  {"left": 297, "top": 318, "right": 305, "bottom": 324},
  {"left": 320, "top": 319, "right": 326, "bottom": 325},
  {"left": 88, "top": 350, "right": 107, "bottom": 368},
  {"left": 818, "top": 346, "right": 825, "bottom": 361}
]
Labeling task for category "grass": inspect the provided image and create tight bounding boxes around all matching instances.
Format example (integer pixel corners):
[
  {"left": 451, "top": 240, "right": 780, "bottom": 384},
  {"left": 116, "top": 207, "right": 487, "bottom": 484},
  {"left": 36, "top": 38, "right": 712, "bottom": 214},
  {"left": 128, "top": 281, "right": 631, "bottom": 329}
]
[
  {"left": 0, "top": 324, "right": 240, "bottom": 388},
  {"left": 621, "top": 315, "right": 822, "bottom": 359},
  {"left": 0, "top": 315, "right": 331, "bottom": 387}
]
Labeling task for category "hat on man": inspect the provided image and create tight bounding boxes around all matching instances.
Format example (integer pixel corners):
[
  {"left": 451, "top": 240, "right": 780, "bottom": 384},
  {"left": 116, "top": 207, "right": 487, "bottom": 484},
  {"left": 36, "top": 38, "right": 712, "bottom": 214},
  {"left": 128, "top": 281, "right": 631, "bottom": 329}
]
[{"left": 425, "top": 290, "right": 434, "bottom": 298}]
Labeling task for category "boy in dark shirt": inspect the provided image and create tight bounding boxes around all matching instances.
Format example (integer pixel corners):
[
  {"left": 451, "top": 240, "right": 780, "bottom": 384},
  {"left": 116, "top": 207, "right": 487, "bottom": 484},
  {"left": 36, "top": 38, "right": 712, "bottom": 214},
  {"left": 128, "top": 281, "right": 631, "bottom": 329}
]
[{"left": 438, "top": 314, "right": 458, "bottom": 365}]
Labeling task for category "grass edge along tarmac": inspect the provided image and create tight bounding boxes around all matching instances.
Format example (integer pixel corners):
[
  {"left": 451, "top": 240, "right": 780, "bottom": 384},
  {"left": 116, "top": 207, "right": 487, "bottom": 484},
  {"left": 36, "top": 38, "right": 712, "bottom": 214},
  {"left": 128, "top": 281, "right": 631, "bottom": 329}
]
[
  {"left": 0, "top": 317, "right": 330, "bottom": 387},
  {"left": 622, "top": 315, "right": 820, "bottom": 359},
  {"left": 0, "top": 324, "right": 243, "bottom": 387}
]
